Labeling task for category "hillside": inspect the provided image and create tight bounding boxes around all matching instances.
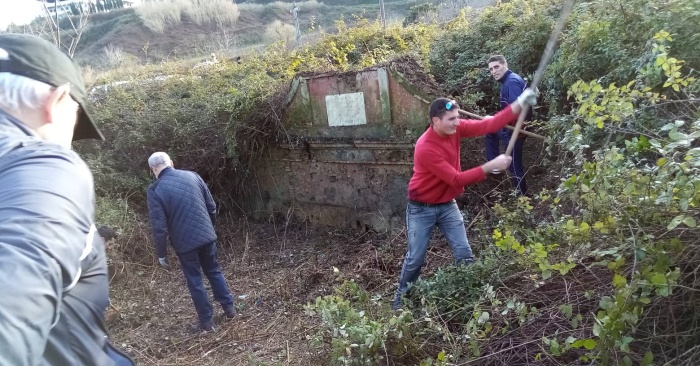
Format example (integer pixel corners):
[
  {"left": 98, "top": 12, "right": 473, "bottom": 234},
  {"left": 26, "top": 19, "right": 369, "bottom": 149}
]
[{"left": 65, "top": 0, "right": 492, "bottom": 66}]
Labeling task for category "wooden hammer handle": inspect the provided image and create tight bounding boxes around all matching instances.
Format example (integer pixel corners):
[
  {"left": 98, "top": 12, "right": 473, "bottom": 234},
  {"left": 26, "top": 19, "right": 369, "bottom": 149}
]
[{"left": 457, "top": 109, "right": 545, "bottom": 140}]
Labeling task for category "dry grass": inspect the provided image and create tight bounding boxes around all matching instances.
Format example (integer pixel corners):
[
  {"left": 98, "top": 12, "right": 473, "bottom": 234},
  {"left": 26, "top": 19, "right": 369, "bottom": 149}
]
[
  {"left": 136, "top": 0, "right": 240, "bottom": 34},
  {"left": 264, "top": 20, "right": 297, "bottom": 45},
  {"left": 135, "top": 0, "right": 184, "bottom": 34},
  {"left": 184, "top": 0, "right": 240, "bottom": 27}
]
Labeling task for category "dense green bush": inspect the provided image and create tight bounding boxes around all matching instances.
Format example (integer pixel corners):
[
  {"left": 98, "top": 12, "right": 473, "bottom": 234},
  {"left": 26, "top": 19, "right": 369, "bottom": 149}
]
[
  {"left": 429, "top": 0, "right": 700, "bottom": 116},
  {"left": 544, "top": 0, "right": 700, "bottom": 114},
  {"left": 304, "top": 279, "right": 421, "bottom": 365},
  {"left": 429, "top": 0, "right": 560, "bottom": 113}
]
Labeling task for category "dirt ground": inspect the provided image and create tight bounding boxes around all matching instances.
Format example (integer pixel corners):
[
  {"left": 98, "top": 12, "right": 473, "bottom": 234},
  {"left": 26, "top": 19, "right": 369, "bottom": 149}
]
[{"left": 106, "top": 217, "right": 484, "bottom": 365}]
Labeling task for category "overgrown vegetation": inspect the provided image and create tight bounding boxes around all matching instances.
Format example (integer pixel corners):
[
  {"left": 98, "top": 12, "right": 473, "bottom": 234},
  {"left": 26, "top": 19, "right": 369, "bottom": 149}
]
[
  {"left": 429, "top": 0, "right": 700, "bottom": 116},
  {"left": 300, "top": 0, "right": 700, "bottom": 365},
  {"left": 81, "top": 17, "right": 436, "bottom": 213},
  {"left": 76, "top": 0, "right": 700, "bottom": 364}
]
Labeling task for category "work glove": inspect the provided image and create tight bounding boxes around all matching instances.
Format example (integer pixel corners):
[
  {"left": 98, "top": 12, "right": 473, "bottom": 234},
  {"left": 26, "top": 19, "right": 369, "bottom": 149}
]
[
  {"left": 516, "top": 88, "right": 538, "bottom": 107},
  {"left": 158, "top": 257, "right": 171, "bottom": 270}
]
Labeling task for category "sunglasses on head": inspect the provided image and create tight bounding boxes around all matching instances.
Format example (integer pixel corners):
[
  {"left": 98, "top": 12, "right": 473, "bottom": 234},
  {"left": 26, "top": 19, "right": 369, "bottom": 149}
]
[{"left": 441, "top": 100, "right": 459, "bottom": 112}]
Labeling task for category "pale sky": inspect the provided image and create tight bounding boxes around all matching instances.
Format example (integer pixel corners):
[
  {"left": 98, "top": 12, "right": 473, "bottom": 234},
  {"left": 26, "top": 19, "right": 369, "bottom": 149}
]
[
  {"left": 0, "top": 0, "right": 144, "bottom": 30},
  {"left": 0, "top": 0, "right": 43, "bottom": 30}
]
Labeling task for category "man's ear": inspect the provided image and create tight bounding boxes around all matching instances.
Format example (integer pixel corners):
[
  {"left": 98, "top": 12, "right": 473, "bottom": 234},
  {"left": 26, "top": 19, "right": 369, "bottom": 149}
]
[
  {"left": 431, "top": 116, "right": 440, "bottom": 125},
  {"left": 43, "top": 83, "right": 72, "bottom": 123}
]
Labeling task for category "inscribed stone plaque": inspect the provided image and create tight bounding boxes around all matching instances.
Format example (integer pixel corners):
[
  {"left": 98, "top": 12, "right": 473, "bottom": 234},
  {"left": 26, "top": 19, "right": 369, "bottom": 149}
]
[{"left": 325, "top": 92, "right": 367, "bottom": 126}]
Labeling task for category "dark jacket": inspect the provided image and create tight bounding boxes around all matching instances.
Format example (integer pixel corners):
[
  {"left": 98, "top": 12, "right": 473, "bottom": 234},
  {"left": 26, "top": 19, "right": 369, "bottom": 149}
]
[
  {"left": 0, "top": 110, "right": 133, "bottom": 365},
  {"left": 498, "top": 69, "right": 534, "bottom": 123},
  {"left": 147, "top": 167, "right": 217, "bottom": 258}
]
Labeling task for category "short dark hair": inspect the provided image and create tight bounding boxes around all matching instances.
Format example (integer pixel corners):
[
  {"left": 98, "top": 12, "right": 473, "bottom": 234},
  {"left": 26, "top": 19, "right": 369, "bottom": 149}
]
[
  {"left": 488, "top": 55, "right": 507, "bottom": 64},
  {"left": 97, "top": 226, "right": 117, "bottom": 241},
  {"left": 429, "top": 98, "right": 460, "bottom": 119}
]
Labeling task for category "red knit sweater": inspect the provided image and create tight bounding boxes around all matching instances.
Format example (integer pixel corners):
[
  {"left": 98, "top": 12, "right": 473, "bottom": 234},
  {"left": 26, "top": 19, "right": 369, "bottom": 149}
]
[{"left": 407, "top": 107, "right": 518, "bottom": 204}]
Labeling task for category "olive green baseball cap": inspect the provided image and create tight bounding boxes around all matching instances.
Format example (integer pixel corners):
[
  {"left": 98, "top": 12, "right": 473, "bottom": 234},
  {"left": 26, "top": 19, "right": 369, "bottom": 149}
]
[{"left": 0, "top": 33, "right": 103, "bottom": 141}]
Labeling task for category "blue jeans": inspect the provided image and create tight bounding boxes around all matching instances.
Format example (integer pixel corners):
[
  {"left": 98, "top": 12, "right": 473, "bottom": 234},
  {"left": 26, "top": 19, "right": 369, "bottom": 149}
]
[
  {"left": 485, "top": 128, "right": 528, "bottom": 195},
  {"left": 393, "top": 201, "right": 475, "bottom": 308},
  {"left": 177, "top": 242, "right": 234, "bottom": 324}
]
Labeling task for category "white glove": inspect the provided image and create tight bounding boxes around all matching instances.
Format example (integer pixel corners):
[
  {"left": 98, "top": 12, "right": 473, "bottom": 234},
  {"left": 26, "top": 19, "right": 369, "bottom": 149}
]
[
  {"left": 158, "top": 257, "right": 171, "bottom": 270},
  {"left": 516, "top": 88, "right": 537, "bottom": 107}
]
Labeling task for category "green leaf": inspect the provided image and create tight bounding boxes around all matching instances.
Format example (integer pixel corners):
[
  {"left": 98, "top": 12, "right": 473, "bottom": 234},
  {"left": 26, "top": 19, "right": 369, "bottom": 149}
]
[
  {"left": 592, "top": 323, "right": 601, "bottom": 337},
  {"left": 600, "top": 296, "right": 616, "bottom": 310},
  {"left": 559, "top": 304, "right": 573, "bottom": 318},
  {"left": 613, "top": 274, "right": 627, "bottom": 288},
  {"left": 620, "top": 336, "right": 633, "bottom": 353},
  {"left": 583, "top": 339, "right": 596, "bottom": 350},
  {"left": 437, "top": 351, "right": 445, "bottom": 361},
  {"left": 668, "top": 215, "right": 684, "bottom": 230},
  {"left": 651, "top": 273, "right": 667, "bottom": 285},
  {"left": 541, "top": 269, "right": 552, "bottom": 280},
  {"left": 660, "top": 123, "right": 676, "bottom": 131},
  {"left": 683, "top": 216, "right": 697, "bottom": 227},
  {"left": 642, "top": 352, "right": 654, "bottom": 366},
  {"left": 669, "top": 130, "right": 688, "bottom": 141},
  {"left": 656, "top": 285, "right": 671, "bottom": 296},
  {"left": 477, "top": 311, "right": 490, "bottom": 324}
]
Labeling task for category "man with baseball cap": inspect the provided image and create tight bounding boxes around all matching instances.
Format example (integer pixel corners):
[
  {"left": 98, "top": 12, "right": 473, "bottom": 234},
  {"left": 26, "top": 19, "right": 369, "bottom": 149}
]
[
  {"left": 392, "top": 89, "right": 537, "bottom": 310},
  {"left": 0, "top": 34, "right": 133, "bottom": 364}
]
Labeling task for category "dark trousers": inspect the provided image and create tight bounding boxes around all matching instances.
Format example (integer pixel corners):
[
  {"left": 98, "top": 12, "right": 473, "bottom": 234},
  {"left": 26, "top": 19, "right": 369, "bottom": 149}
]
[
  {"left": 485, "top": 128, "right": 528, "bottom": 195},
  {"left": 177, "top": 242, "right": 234, "bottom": 323}
]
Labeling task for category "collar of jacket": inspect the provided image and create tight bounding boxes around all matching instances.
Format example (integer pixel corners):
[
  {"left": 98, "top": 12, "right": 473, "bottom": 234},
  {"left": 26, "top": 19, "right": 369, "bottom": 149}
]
[
  {"left": 498, "top": 69, "right": 513, "bottom": 84},
  {"left": 157, "top": 166, "right": 174, "bottom": 179}
]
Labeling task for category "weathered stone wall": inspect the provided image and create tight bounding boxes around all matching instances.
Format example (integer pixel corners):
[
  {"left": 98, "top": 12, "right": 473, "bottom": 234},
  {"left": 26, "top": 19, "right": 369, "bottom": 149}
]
[{"left": 246, "top": 66, "right": 428, "bottom": 231}]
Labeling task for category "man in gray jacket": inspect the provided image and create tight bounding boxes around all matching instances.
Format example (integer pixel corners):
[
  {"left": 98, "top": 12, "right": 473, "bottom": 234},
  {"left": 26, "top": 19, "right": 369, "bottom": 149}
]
[
  {"left": 0, "top": 34, "right": 133, "bottom": 365},
  {"left": 147, "top": 152, "right": 236, "bottom": 332}
]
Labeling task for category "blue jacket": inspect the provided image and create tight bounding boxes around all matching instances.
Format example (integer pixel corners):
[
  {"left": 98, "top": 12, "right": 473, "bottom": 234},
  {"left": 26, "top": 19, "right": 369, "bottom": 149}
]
[
  {"left": 498, "top": 69, "right": 533, "bottom": 123},
  {"left": 147, "top": 167, "right": 217, "bottom": 257},
  {"left": 0, "top": 110, "right": 133, "bottom": 365}
]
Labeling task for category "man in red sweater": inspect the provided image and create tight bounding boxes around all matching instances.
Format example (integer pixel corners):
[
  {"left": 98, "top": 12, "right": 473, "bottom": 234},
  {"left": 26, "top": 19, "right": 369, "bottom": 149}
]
[{"left": 392, "top": 88, "right": 537, "bottom": 310}]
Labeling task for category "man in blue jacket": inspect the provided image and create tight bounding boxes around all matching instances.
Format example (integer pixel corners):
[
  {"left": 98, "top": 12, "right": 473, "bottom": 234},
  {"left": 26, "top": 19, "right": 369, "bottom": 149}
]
[
  {"left": 485, "top": 54, "right": 533, "bottom": 196},
  {"left": 147, "top": 152, "right": 236, "bottom": 332},
  {"left": 0, "top": 34, "right": 133, "bottom": 365}
]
